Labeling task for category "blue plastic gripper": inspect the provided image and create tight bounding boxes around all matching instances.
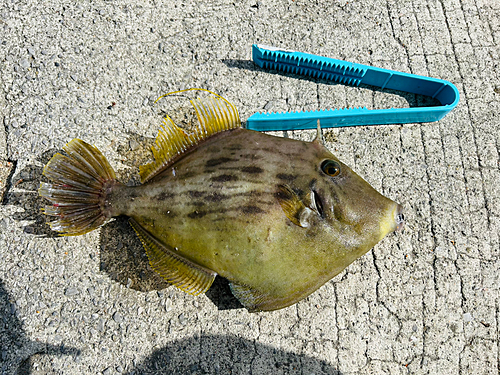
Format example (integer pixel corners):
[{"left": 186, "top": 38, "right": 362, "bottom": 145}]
[{"left": 246, "top": 44, "right": 459, "bottom": 131}]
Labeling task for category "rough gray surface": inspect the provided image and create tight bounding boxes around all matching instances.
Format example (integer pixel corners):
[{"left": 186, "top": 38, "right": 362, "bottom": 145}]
[{"left": 1, "top": 0, "right": 499, "bottom": 374}]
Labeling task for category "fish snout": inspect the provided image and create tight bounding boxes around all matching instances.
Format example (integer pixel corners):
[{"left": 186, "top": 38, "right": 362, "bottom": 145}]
[
  {"left": 394, "top": 204, "right": 405, "bottom": 232},
  {"left": 377, "top": 202, "right": 405, "bottom": 239}
]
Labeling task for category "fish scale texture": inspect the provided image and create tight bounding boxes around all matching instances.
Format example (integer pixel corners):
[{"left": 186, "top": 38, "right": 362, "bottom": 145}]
[{"left": 0, "top": 0, "right": 499, "bottom": 374}]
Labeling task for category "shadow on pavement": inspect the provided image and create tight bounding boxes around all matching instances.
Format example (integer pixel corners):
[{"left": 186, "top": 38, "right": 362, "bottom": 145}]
[
  {"left": 126, "top": 334, "right": 342, "bottom": 375},
  {"left": 0, "top": 278, "right": 79, "bottom": 374},
  {"left": 205, "top": 276, "right": 243, "bottom": 311},
  {"left": 1, "top": 148, "right": 59, "bottom": 237},
  {"left": 99, "top": 216, "right": 171, "bottom": 292}
]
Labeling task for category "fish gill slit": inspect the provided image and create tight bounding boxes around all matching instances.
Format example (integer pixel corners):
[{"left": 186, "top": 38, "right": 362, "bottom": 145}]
[{"left": 312, "top": 189, "right": 324, "bottom": 218}]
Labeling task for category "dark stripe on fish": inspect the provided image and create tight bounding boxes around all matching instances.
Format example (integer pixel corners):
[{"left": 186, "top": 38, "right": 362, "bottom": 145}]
[
  {"left": 225, "top": 144, "right": 243, "bottom": 151},
  {"left": 205, "top": 157, "right": 237, "bottom": 167},
  {"left": 188, "top": 190, "right": 205, "bottom": 198},
  {"left": 204, "top": 192, "right": 230, "bottom": 202},
  {"left": 211, "top": 174, "right": 239, "bottom": 183},
  {"left": 156, "top": 192, "right": 175, "bottom": 201},
  {"left": 206, "top": 165, "right": 265, "bottom": 177},
  {"left": 186, "top": 205, "right": 268, "bottom": 219},
  {"left": 241, "top": 166, "right": 264, "bottom": 174},
  {"left": 276, "top": 173, "right": 297, "bottom": 182},
  {"left": 180, "top": 190, "right": 264, "bottom": 203},
  {"left": 240, "top": 205, "right": 265, "bottom": 214},
  {"left": 190, "top": 201, "right": 206, "bottom": 207}
]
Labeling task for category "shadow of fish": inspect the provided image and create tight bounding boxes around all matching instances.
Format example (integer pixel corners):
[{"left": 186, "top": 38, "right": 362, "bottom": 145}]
[{"left": 38, "top": 94, "right": 404, "bottom": 312}]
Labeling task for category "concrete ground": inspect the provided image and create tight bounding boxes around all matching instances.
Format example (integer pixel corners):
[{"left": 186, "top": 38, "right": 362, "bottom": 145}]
[{"left": 1, "top": 0, "right": 499, "bottom": 374}]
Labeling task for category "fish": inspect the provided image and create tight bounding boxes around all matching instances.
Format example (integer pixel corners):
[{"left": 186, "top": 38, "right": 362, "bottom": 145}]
[{"left": 38, "top": 93, "right": 404, "bottom": 312}]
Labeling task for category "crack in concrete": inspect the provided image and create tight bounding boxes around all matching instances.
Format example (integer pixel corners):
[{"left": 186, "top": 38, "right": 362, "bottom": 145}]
[
  {"left": 439, "top": 1, "right": 500, "bottom": 371},
  {"left": 383, "top": 9, "right": 434, "bottom": 367},
  {"left": 497, "top": 296, "right": 500, "bottom": 375},
  {"left": 402, "top": 13, "right": 441, "bottom": 364},
  {"left": 0, "top": 159, "right": 16, "bottom": 205}
]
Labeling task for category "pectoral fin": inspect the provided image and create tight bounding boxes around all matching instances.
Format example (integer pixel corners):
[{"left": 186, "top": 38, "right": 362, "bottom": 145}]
[
  {"left": 276, "top": 184, "right": 314, "bottom": 228},
  {"left": 129, "top": 218, "right": 217, "bottom": 296}
]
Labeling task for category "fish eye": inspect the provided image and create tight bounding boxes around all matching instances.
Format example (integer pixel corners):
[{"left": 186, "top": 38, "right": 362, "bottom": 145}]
[{"left": 321, "top": 160, "right": 341, "bottom": 177}]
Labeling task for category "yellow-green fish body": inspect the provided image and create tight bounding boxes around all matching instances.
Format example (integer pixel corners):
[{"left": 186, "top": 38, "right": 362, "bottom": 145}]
[{"left": 39, "top": 95, "right": 403, "bottom": 312}]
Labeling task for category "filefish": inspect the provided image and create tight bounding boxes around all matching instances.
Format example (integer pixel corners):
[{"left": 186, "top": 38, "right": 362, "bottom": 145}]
[{"left": 39, "top": 94, "right": 404, "bottom": 312}]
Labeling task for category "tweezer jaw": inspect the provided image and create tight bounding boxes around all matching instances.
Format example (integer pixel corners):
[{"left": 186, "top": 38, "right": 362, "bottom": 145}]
[{"left": 246, "top": 44, "right": 459, "bottom": 131}]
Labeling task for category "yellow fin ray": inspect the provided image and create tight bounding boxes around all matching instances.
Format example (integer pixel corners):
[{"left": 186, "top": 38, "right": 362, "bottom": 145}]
[
  {"left": 129, "top": 218, "right": 217, "bottom": 296},
  {"left": 139, "top": 93, "right": 241, "bottom": 183}
]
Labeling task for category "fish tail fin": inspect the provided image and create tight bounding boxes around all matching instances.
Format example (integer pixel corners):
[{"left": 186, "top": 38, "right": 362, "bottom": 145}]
[{"left": 38, "top": 139, "right": 118, "bottom": 236}]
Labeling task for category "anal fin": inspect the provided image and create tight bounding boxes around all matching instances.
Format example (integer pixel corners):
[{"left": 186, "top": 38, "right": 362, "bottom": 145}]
[{"left": 129, "top": 218, "right": 217, "bottom": 296}]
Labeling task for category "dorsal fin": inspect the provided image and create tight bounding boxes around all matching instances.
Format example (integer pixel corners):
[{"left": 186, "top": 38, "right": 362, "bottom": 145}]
[
  {"left": 313, "top": 119, "right": 323, "bottom": 145},
  {"left": 139, "top": 95, "right": 241, "bottom": 183}
]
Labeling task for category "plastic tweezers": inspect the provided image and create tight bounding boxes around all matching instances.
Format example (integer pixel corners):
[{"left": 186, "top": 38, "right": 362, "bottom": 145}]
[{"left": 246, "top": 44, "right": 459, "bottom": 131}]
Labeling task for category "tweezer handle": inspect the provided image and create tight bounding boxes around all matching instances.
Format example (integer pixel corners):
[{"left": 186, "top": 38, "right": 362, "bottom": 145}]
[{"left": 247, "top": 45, "right": 459, "bottom": 131}]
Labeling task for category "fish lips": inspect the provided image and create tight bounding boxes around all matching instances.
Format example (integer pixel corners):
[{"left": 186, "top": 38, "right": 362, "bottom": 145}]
[{"left": 394, "top": 204, "right": 405, "bottom": 232}]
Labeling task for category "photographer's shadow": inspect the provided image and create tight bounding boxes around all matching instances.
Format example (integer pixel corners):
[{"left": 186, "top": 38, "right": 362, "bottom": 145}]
[
  {"left": 0, "top": 279, "right": 79, "bottom": 374},
  {"left": 126, "top": 334, "right": 342, "bottom": 375}
]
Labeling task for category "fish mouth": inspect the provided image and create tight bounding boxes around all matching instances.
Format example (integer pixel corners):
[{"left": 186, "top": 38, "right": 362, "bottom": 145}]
[
  {"left": 379, "top": 203, "right": 404, "bottom": 238},
  {"left": 394, "top": 204, "right": 405, "bottom": 232}
]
